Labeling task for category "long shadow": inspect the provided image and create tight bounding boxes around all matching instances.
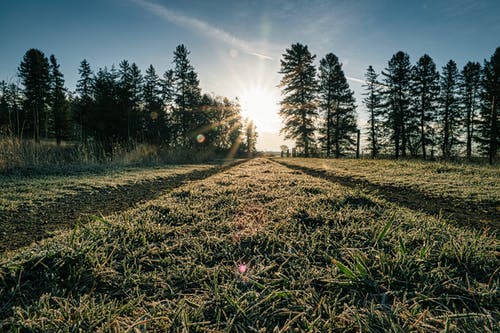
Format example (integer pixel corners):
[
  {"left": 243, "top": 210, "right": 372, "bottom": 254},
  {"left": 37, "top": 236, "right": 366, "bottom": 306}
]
[
  {"left": 0, "top": 159, "right": 247, "bottom": 253},
  {"left": 277, "top": 160, "right": 499, "bottom": 230}
]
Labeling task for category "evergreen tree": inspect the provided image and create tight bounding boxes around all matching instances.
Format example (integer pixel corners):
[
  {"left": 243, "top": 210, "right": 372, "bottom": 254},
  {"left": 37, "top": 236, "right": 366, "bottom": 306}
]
[
  {"left": 173, "top": 44, "right": 201, "bottom": 147},
  {"left": 438, "top": 60, "right": 461, "bottom": 158},
  {"left": 363, "top": 65, "right": 383, "bottom": 158},
  {"left": 381, "top": 51, "right": 412, "bottom": 158},
  {"left": 128, "top": 63, "right": 143, "bottom": 141},
  {"left": 118, "top": 60, "right": 137, "bottom": 143},
  {"left": 49, "top": 55, "right": 72, "bottom": 145},
  {"left": 278, "top": 43, "right": 318, "bottom": 157},
  {"left": 411, "top": 54, "right": 440, "bottom": 159},
  {"left": 161, "top": 69, "right": 175, "bottom": 145},
  {"left": 91, "top": 66, "right": 122, "bottom": 151},
  {"left": 460, "top": 61, "right": 482, "bottom": 160},
  {"left": 6, "top": 83, "right": 22, "bottom": 138},
  {"left": 0, "top": 81, "right": 10, "bottom": 134},
  {"left": 318, "top": 53, "right": 357, "bottom": 157},
  {"left": 478, "top": 47, "right": 500, "bottom": 164},
  {"left": 143, "top": 64, "right": 165, "bottom": 144},
  {"left": 18, "top": 48, "right": 50, "bottom": 142},
  {"left": 75, "top": 59, "right": 94, "bottom": 142}
]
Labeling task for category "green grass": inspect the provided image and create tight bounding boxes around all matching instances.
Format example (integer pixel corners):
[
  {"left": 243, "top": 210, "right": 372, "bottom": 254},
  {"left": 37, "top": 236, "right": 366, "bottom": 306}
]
[
  {"left": 276, "top": 157, "right": 500, "bottom": 228},
  {"left": 0, "top": 164, "right": 214, "bottom": 212},
  {"left": 0, "top": 158, "right": 498, "bottom": 332},
  {"left": 277, "top": 157, "right": 499, "bottom": 203}
]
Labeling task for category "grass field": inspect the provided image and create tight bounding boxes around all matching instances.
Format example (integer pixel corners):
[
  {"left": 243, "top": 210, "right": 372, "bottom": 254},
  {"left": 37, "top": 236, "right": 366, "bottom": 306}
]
[
  {"left": 277, "top": 158, "right": 500, "bottom": 229},
  {"left": 0, "top": 158, "right": 498, "bottom": 332}
]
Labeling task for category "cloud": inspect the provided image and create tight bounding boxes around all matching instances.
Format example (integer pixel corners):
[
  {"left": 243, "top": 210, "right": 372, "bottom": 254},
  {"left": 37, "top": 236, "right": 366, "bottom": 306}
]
[{"left": 131, "top": 0, "right": 273, "bottom": 60}]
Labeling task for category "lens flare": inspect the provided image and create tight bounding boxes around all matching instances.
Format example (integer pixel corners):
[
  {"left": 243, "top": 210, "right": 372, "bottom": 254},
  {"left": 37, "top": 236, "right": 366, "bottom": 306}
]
[{"left": 196, "top": 134, "right": 206, "bottom": 143}]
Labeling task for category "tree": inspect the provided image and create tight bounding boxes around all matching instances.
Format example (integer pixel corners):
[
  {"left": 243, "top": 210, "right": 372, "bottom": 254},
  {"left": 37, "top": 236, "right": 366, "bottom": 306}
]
[
  {"left": 381, "top": 51, "right": 412, "bottom": 158},
  {"left": 91, "top": 66, "right": 122, "bottom": 151},
  {"left": 411, "top": 54, "right": 440, "bottom": 159},
  {"left": 478, "top": 47, "right": 500, "bottom": 164},
  {"left": 460, "top": 61, "right": 482, "bottom": 160},
  {"left": 143, "top": 64, "right": 165, "bottom": 144},
  {"left": 118, "top": 60, "right": 142, "bottom": 143},
  {"left": 49, "top": 55, "right": 72, "bottom": 145},
  {"left": 278, "top": 43, "right": 318, "bottom": 157},
  {"left": 0, "top": 81, "right": 10, "bottom": 134},
  {"left": 438, "top": 60, "right": 461, "bottom": 158},
  {"left": 172, "top": 44, "right": 202, "bottom": 147},
  {"left": 318, "top": 53, "right": 357, "bottom": 157},
  {"left": 18, "top": 48, "right": 50, "bottom": 142},
  {"left": 363, "top": 65, "right": 383, "bottom": 158},
  {"left": 244, "top": 119, "right": 257, "bottom": 156},
  {"left": 75, "top": 59, "right": 94, "bottom": 142}
]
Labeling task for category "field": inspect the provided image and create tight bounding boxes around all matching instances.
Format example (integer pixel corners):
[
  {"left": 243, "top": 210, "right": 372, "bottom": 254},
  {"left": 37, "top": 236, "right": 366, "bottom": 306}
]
[{"left": 0, "top": 158, "right": 498, "bottom": 332}]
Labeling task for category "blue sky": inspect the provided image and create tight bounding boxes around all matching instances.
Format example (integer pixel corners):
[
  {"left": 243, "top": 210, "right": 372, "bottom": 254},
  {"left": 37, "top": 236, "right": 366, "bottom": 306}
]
[{"left": 1, "top": 0, "right": 499, "bottom": 150}]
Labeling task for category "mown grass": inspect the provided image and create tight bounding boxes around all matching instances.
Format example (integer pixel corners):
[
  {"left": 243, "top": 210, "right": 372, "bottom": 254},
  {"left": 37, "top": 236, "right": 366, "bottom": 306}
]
[
  {"left": 277, "top": 157, "right": 500, "bottom": 228},
  {"left": 0, "top": 164, "right": 215, "bottom": 212},
  {"left": 277, "top": 158, "right": 499, "bottom": 203},
  {"left": 0, "top": 158, "right": 498, "bottom": 332}
]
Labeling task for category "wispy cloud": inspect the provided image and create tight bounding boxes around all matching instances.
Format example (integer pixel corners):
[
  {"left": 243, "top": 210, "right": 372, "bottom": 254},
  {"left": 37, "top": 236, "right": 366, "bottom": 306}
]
[
  {"left": 131, "top": 0, "right": 273, "bottom": 60},
  {"left": 346, "top": 76, "right": 365, "bottom": 85}
]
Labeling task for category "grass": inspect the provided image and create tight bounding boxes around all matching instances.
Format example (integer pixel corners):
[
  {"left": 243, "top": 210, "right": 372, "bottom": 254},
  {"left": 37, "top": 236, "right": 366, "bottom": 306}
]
[
  {"left": 0, "top": 158, "right": 498, "bottom": 332},
  {"left": 0, "top": 160, "right": 244, "bottom": 252},
  {"left": 276, "top": 157, "right": 500, "bottom": 228}
]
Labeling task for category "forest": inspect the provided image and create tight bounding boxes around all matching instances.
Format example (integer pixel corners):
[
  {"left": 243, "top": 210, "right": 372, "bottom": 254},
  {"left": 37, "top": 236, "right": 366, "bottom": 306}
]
[
  {"left": 278, "top": 44, "right": 499, "bottom": 164},
  {"left": 0, "top": 45, "right": 257, "bottom": 169}
]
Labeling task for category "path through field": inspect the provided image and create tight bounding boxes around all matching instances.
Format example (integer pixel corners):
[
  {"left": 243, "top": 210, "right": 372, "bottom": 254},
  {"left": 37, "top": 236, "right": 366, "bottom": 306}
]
[{"left": 0, "top": 158, "right": 498, "bottom": 331}]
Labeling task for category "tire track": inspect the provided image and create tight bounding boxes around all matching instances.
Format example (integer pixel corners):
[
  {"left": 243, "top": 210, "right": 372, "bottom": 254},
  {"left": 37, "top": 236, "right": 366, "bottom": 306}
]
[
  {"left": 0, "top": 160, "right": 247, "bottom": 253},
  {"left": 276, "top": 159, "right": 499, "bottom": 230}
]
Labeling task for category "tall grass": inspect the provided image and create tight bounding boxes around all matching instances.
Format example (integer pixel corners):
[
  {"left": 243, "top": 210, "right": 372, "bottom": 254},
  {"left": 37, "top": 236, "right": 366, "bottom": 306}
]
[{"left": 0, "top": 136, "right": 232, "bottom": 174}]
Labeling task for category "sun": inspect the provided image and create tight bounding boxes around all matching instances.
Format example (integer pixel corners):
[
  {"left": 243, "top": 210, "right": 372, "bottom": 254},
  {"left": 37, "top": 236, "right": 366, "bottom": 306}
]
[{"left": 239, "top": 85, "right": 279, "bottom": 128}]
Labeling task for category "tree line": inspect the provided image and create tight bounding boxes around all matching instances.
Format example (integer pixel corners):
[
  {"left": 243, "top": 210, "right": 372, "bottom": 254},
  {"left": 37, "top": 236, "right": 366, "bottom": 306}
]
[
  {"left": 0, "top": 45, "right": 257, "bottom": 157},
  {"left": 278, "top": 43, "right": 499, "bottom": 163}
]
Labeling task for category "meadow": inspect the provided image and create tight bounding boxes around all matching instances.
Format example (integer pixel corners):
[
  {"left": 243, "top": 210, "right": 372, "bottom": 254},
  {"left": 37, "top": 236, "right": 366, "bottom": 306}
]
[{"left": 0, "top": 158, "right": 498, "bottom": 332}]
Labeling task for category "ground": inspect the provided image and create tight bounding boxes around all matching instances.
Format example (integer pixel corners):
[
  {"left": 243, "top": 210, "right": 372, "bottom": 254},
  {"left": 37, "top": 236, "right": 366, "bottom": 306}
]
[{"left": 0, "top": 158, "right": 498, "bottom": 332}]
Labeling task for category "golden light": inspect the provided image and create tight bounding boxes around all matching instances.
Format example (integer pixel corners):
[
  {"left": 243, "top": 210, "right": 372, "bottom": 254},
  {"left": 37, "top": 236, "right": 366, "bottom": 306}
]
[{"left": 239, "top": 85, "right": 279, "bottom": 130}]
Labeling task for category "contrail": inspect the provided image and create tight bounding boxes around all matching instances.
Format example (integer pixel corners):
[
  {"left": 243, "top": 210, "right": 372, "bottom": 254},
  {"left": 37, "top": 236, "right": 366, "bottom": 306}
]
[
  {"left": 131, "top": 0, "right": 273, "bottom": 60},
  {"left": 346, "top": 76, "right": 366, "bottom": 85}
]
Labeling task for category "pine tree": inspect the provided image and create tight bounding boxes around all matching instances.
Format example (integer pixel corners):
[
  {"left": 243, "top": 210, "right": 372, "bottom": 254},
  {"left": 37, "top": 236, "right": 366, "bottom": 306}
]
[
  {"left": 478, "top": 47, "right": 500, "bottom": 164},
  {"left": 91, "top": 66, "right": 122, "bottom": 151},
  {"left": 363, "top": 65, "right": 383, "bottom": 158},
  {"left": 143, "top": 64, "right": 164, "bottom": 144},
  {"left": 129, "top": 63, "right": 143, "bottom": 141},
  {"left": 278, "top": 43, "right": 318, "bottom": 157},
  {"left": 118, "top": 60, "right": 135, "bottom": 143},
  {"left": 75, "top": 59, "right": 94, "bottom": 142},
  {"left": 411, "top": 54, "right": 440, "bottom": 159},
  {"left": 438, "top": 60, "right": 461, "bottom": 158},
  {"left": 460, "top": 61, "right": 482, "bottom": 160},
  {"left": 381, "top": 51, "right": 412, "bottom": 158},
  {"left": 18, "top": 48, "right": 50, "bottom": 142},
  {"left": 318, "top": 53, "right": 357, "bottom": 157},
  {"left": 161, "top": 69, "right": 175, "bottom": 146},
  {"left": 173, "top": 44, "right": 201, "bottom": 147},
  {"left": 49, "top": 55, "right": 72, "bottom": 145},
  {"left": 0, "top": 81, "right": 10, "bottom": 134}
]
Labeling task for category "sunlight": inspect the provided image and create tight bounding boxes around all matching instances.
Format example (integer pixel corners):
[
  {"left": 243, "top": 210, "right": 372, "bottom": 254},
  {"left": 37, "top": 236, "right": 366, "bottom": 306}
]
[{"left": 239, "top": 85, "right": 280, "bottom": 130}]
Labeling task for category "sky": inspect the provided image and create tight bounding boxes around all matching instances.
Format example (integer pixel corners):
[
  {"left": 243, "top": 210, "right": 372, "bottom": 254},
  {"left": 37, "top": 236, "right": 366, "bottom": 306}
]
[{"left": 1, "top": 0, "right": 499, "bottom": 151}]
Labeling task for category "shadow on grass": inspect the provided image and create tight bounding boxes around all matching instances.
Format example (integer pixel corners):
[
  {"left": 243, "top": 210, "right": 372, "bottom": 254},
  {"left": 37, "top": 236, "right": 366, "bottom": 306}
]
[
  {"left": 0, "top": 160, "right": 246, "bottom": 253},
  {"left": 278, "top": 161, "right": 499, "bottom": 230}
]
